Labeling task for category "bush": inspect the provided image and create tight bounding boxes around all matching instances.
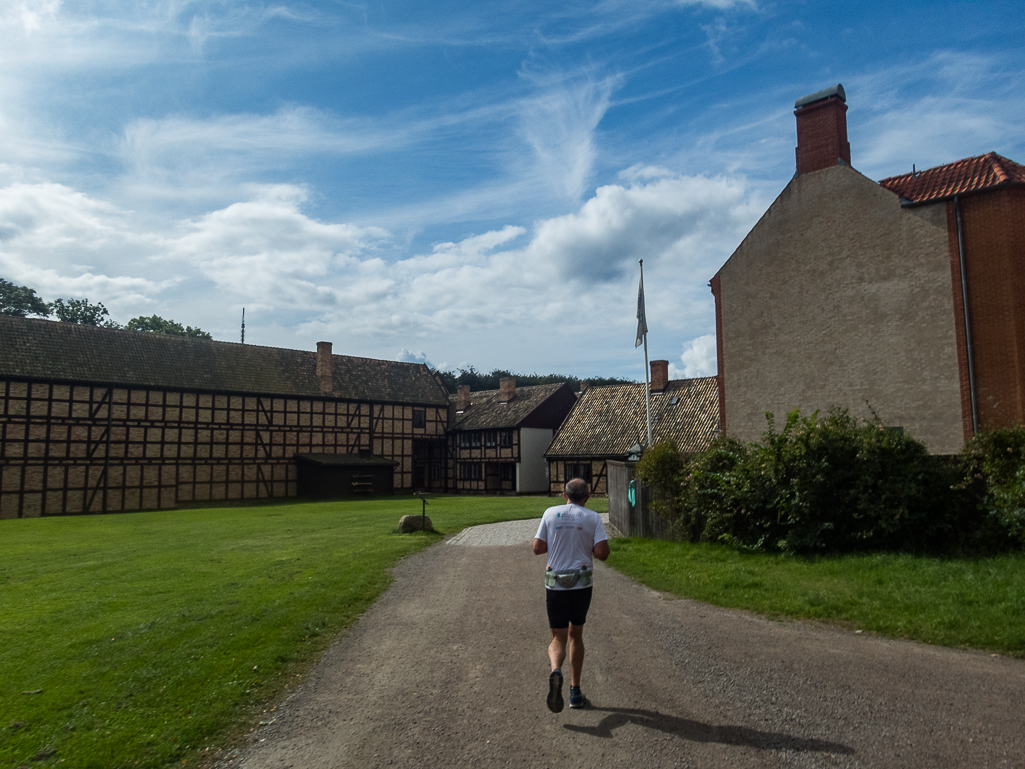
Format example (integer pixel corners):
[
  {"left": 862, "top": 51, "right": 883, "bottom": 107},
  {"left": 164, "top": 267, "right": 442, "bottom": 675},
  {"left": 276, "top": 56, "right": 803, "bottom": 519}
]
[
  {"left": 676, "top": 435, "right": 749, "bottom": 545},
  {"left": 643, "top": 408, "right": 980, "bottom": 555},
  {"left": 635, "top": 440, "right": 686, "bottom": 536},
  {"left": 762, "top": 410, "right": 933, "bottom": 552},
  {"left": 960, "top": 426, "right": 1025, "bottom": 549}
]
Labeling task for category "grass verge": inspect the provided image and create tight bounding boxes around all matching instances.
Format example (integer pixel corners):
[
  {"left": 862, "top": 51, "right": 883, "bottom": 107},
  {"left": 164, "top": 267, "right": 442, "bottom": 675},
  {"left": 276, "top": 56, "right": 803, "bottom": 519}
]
[
  {"left": 608, "top": 537, "right": 1025, "bottom": 657},
  {"left": 0, "top": 495, "right": 552, "bottom": 769}
]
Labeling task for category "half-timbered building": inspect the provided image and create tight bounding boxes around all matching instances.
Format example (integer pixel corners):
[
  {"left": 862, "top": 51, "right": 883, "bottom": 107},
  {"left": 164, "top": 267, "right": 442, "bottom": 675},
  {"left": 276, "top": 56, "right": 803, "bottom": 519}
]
[
  {"left": 0, "top": 317, "right": 450, "bottom": 518},
  {"left": 545, "top": 362, "right": 719, "bottom": 495},
  {"left": 449, "top": 378, "right": 576, "bottom": 493}
]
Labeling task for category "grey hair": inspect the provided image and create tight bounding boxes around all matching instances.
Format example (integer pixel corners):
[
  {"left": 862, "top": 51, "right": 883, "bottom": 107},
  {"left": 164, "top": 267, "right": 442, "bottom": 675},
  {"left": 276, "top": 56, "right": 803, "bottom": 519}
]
[{"left": 564, "top": 477, "right": 590, "bottom": 503}]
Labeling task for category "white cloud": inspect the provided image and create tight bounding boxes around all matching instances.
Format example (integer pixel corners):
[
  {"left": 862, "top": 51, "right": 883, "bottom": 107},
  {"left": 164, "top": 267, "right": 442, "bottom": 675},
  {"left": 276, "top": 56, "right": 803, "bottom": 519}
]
[
  {"left": 396, "top": 348, "right": 434, "bottom": 368},
  {"left": 670, "top": 333, "right": 717, "bottom": 379},
  {"left": 1, "top": 168, "right": 758, "bottom": 370},
  {"left": 526, "top": 172, "right": 758, "bottom": 284},
  {"left": 701, "top": 17, "right": 730, "bottom": 65},
  {"left": 0, "top": 0, "right": 60, "bottom": 34},
  {"left": 290, "top": 170, "right": 759, "bottom": 372},
  {"left": 516, "top": 66, "right": 622, "bottom": 199},
  {"left": 847, "top": 52, "right": 1025, "bottom": 179},
  {"left": 170, "top": 184, "right": 390, "bottom": 309},
  {"left": 118, "top": 108, "right": 410, "bottom": 182},
  {"left": 0, "top": 181, "right": 167, "bottom": 312}
]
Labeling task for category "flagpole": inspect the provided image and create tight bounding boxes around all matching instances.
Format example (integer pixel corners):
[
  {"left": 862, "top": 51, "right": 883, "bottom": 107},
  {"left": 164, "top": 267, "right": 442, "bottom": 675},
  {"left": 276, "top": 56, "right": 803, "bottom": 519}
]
[{"left": 639, "top": 260, "right": 653, "bottom": 447}]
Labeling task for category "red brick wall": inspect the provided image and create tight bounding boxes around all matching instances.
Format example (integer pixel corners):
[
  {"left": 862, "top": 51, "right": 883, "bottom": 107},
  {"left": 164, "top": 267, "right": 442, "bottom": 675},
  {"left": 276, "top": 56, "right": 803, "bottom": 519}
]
[
  {"left": 709, "top": 274, "right": 726, "bottom": 433},
  {"left": 947, "top": 201, "right": 977, "bottom": 441},
  {"left": 956, "top": 187, "right": 1025, "bottom": 430},
  {"left": 795, "top": 96, "right": 851, "bottom": 176}
]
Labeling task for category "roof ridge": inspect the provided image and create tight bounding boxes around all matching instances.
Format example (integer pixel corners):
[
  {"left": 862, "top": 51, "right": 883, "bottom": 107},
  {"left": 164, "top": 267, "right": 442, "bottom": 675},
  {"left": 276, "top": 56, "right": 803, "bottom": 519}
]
[
  {"left": 878, "top": 152, "right": 994, "bottom": 183},
  {"left": 0, "top": 315, "right": 449, "bottom": 403},
  {"left": 463, "top": 381, "right": 567, "bottom": 395},
  {"left": 877, "top": 151, "right": 1025, "bottom": 204},
  {"left": 0, "top": 315, "right": 431, "bottom": 369},
  {"left": 987, "top": 152, "right": 1025, "bottom": 184}
]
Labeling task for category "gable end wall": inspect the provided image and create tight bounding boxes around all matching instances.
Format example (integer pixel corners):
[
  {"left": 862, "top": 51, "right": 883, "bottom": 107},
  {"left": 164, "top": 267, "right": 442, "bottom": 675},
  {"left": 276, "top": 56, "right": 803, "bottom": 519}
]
[{"left": 716, "top": 164, "right": 964, "bottom": 453}]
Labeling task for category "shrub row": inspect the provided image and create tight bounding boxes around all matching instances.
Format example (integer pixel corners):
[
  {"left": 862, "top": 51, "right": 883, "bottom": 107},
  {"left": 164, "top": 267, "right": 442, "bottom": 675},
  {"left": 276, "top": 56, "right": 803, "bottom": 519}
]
[{"left": 636, "top": 408, "right": 1025, "bottom": 555}]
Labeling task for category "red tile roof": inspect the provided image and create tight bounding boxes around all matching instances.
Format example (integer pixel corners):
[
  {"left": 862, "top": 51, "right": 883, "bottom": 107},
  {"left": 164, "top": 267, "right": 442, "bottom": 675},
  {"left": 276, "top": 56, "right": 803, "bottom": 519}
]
[{"left": 878, "top": 152, "right": 1025, "bottom": 204}]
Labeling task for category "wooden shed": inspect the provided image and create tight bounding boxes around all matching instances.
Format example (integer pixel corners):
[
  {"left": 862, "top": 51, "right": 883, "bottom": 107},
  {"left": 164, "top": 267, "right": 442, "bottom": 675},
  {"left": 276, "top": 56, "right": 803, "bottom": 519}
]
[
  {"left": 607, "top": 460, "right": 675, "bottom": 540},
  {"left": 295, "top": 452, "right": 398, "bottom": 498}
]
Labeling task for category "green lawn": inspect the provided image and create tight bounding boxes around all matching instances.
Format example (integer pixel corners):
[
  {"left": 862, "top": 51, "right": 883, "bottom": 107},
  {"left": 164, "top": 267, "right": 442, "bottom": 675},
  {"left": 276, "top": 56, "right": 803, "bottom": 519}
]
[
  {"left": 608, "top": 537, "right": 1025, "bottom": 657},
  {"left": 0, "top": 496, "right": 551, "bottom": 769}
]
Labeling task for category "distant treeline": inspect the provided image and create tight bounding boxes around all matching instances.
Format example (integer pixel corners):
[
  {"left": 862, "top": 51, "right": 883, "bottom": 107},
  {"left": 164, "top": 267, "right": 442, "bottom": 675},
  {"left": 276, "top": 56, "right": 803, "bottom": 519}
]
[
  {"left": 1, "top": 278, "right": 212, "bottom": 339},
  {"left": 435, "top": 366, "right": 636, "bottom": 393}
]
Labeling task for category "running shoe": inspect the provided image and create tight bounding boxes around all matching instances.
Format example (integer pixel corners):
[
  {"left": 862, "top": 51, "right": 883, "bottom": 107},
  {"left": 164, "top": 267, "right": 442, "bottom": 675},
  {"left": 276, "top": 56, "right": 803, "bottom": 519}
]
[
  {"left": 569, "top": 686, "right": 587, "bottom": 709},
  {"left": 546, "top": 670, "right": 564, "bottom": 713}
]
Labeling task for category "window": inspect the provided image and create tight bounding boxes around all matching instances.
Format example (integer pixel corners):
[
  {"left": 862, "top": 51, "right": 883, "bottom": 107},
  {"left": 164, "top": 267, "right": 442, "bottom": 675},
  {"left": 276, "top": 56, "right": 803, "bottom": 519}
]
[
  {"left": 500, "top": 463, "right": 515, "bottom": 482},
  {"left": 412, "top": 409, "right": 426, "bottom": 429},
  {"left": 459, "top": 462, "right": 481, "bottom": 480},
  {"left": 566, "top": 462, "right": 592, "bottom": 484},
  {"left": 458, "top": 432, "right": 482, "bottom": 449},
  {"left": 499, "top": 430, "right": 513, "bottom": 447},
  {"left": 430, "top": 464, "right": 442, "bottom": 482},
  {"left": 485, "top": 430, "right": 497, "bottom": 447}
]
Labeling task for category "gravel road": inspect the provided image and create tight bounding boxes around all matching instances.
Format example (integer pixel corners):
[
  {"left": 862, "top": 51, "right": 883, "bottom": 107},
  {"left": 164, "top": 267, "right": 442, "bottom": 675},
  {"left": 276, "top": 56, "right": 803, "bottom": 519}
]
[{"left": 227, "top": 517, "right": 1025, "bottom": 768}]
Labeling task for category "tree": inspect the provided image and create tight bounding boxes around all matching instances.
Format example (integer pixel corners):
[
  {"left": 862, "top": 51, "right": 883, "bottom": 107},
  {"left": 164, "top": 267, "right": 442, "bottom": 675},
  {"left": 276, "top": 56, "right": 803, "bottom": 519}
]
[
  {"left": 125, "top": 315, "right": 212, "bottom": 339},
  {"left": 49, "top": 297, "right": 119, "bottom": 327},
  {"left": 0, "top": 278, "right": 50, "bottom": 317},
  {"left": 435, "top": 365, "right": 636, "bottom": 393}
]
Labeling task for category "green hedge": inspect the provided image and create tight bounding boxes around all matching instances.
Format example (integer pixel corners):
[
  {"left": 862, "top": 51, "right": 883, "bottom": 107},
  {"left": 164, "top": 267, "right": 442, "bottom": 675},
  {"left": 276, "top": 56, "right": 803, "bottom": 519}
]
[
  {"left": 637, "top": 409, "right": 1023, "bottom": 556},
  {"left": 960, "top": 426, "right": 1025, "bottom": 549}
]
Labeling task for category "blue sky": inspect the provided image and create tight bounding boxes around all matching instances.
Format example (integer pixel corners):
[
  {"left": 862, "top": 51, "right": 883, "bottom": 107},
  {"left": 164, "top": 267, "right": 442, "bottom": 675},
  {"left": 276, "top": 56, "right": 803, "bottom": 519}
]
[{"left": 1, "top": 0, "right": 1022, "bottom": 380}]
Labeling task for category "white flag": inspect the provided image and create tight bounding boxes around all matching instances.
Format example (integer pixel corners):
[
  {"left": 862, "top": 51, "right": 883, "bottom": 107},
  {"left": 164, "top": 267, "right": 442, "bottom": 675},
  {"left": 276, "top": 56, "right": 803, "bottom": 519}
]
[{"left": 635, "top": 274, "right": 647, "bottom": 348}]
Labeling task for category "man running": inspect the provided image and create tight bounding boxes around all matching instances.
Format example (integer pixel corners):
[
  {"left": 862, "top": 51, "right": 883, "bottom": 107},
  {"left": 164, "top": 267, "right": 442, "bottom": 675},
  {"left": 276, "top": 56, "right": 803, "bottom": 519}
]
[{"left": 532, "top": 477, "right": 610, "bottom": 712}]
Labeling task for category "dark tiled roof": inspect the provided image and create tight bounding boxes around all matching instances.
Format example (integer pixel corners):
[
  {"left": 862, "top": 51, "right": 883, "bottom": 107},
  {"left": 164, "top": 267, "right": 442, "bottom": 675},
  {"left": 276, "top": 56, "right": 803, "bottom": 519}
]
[
  {"left": 546, "top": 377, "right": 719, "bottom": 458},
  {"left": 296, "top": 453, "right": 398, "bottom": 466},
  {"left": 0, "top": 316, "right": 449, "bottom": 405},
  {"left": 451, "top": 382, "right": 569, "bottom": 430},
  {"left": 878, "top": 152, "right": 1025, "bottom": 204}
]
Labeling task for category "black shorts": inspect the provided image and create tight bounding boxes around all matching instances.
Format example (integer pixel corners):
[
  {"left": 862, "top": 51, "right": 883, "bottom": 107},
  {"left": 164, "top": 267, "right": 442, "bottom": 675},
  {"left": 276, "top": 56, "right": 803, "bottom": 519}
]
[{"left": 546, "top": 586, "right": 593, "bottom": 629}]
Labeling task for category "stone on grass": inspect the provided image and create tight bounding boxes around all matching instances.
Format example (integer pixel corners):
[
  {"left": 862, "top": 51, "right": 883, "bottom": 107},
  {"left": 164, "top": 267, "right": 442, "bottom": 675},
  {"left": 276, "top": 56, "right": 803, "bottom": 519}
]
[{"left": 398, "top": 514, "right": 433, "bottom": 533}]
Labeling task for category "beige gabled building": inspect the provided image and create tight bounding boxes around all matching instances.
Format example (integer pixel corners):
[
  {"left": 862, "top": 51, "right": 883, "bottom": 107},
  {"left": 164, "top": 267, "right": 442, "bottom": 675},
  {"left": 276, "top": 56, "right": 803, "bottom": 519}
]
[{"left": 711, "top": 84, "right": 1025, "bottom": 454}]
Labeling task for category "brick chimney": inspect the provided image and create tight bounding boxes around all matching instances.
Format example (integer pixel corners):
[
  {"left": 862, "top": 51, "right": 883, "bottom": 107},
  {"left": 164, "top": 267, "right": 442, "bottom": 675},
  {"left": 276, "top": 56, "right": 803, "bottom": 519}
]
[
  {"left": 316, "top": 341, "right": 333, "bottom": 393},
  {"left": 650, "top": 360, "right": 668, "bottom": 393},
  {"left": 456, "top": 385, "right": 471, "bottom": 411},
  {"left": 794, "top": 84, "right": 850, "bottom": 176},
  {"left": 580, "top": 380, "right": 590, "bottom": 394},
  {"left": 499, "top": 377, "right": 516, "bottom": 403}
]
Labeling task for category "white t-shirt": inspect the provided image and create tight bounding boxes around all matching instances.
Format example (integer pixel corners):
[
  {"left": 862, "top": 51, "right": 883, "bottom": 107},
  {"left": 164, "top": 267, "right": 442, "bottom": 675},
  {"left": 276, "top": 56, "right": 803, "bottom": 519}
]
[{"left": 534, "top": 503, "right": 608, "bottom": 590}]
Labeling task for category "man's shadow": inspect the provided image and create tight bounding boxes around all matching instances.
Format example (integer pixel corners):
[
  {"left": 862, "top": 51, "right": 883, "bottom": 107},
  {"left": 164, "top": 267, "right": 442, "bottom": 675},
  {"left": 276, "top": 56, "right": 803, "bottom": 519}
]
[{"left": 564, "top": 707, "right": 854, "bottom": 755}]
